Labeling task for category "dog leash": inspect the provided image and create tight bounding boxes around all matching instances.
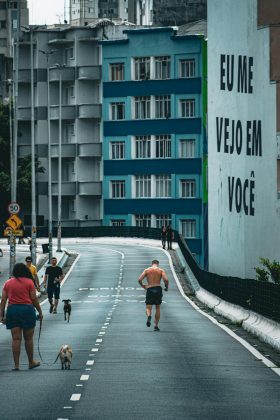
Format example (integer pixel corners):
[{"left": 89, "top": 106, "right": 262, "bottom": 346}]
[{"left": 37, "top": 320, "right": 60, "bottom": 366}]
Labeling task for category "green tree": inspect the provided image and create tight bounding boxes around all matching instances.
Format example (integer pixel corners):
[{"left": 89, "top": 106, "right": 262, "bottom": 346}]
[
  {"left": 0, "top": 102, "right": 45, "bottom": 222},
  {"left": 254, "top": 257, "right": 280, "bottom": 284},
  {"left": 17, "top": 154, "right": 45, "bottom": 209}
]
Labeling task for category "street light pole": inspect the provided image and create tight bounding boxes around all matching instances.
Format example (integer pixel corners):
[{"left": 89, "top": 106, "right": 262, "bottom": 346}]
[
  {"left": 55, "top": 64, "right": 65, "bottom": 252},
  {"left": 23, "top": 25, "right": 39, "bottom": 263},
  {"left": 30, "top": 27, "right": 36, "bottom": 263},
  {"left": 39, "top": 49, "right": 55, "bottom": 261}
]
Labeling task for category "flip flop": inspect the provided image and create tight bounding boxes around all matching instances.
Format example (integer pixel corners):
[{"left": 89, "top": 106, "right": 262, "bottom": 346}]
[{"left": 29, "top": 362, "right": 40, "bottom": 369}]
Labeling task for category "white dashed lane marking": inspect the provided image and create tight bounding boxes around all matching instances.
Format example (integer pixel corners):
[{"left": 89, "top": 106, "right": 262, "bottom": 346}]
[
  {"left": 70, "top": 394, "right": 81, "bottom": 401},
  {"left": 80, "top": 375, "right": 90, "bottom": 381},
  {"left": 86, "top": 360, "right": 95, "bottom": 366}
]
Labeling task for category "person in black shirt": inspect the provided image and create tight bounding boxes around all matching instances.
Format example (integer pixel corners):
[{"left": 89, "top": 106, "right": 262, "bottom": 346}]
[
  {"left": 166, "top": 225, "right": 174, "bottom": 250},
  {"left": 43, "top": 257, "right": 63, "bottom": 314},
  {"left": 161, "top": 226, "right": 167, "bottom": 249}
]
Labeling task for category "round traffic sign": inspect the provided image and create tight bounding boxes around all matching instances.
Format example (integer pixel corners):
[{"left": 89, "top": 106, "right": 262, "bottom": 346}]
[{"left": 8, "top": 202, "right": 20, "bottom": 215}]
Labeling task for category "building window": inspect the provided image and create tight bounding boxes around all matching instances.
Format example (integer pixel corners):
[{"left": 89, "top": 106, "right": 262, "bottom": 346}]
[
  {"left": 180, "top": 59, "right": 195, "bottom": 78},
  {"left": 66, "top": 85, "right": 75, "bottom": 103},
  {"left": 155, "top": 56, "right": 170, "bottom": 80},
  {"left": 134, "top": 96, "right": 151, "bottom": 119},
  {"left": 180, "top": 139, "right": 195, "bottom": 158},
  {"left": 8, "top": 2, "right": 18, "bottom": 9},
  {"left": 110, "top": 63, "right": 124, "bottom": 81},
  {"left": 71, "top": 161, "right": 76, "bottom": 174},
  {"left": 110, "top": 141, "right": 125, "bottom": 159},
  {"left": 65, "top": 123, "right": 75, "bottom": 142},
  {"left": 135, "top": 214, "right": 151, "bottom": 227},
  {"left": 180, "top": 99, "right": 195, "bottom": 118},
  {"left": 134, "top": 57, "right": 150, "bottom": 80},
  {"left": 155, "top": 135, "right": 171, "bottom": 158},
  {"left": 155, "top": 95, "right": 170, "bottom": 119},
  {"left": 65, "top": 47, "right": 75, "bottom": 61},
  {"left": 181, "top": 219, "right": 196, "bottom": 238},
  {"left": 155, "top": 214, "right": 172, "bottom": 228},
  {"left": 111, "top": 219, "right": 126, "bottom": 227},
  {"left": 156, "top": 175, "right": 171, "bottom": 198},
  {"left": 111, "top": 102, "right": 125, "bottom": 120},
  {"left": 180, "top": 179, "right": 196, "bottom": 198},
  {"left": 111, "top": 180, "right": 125, "bottom": 198},
  {"left": 0, "top": 2, "right": 7, "bottom": 10},
  {"left": 0, "top": 20, "right": 6, "bottom": 28},
  {"left": 135, "top": 175, "right": 151, "bottom": 198},
  {"left": 135, "top": 136, "right": 151, "bottom": 159}
]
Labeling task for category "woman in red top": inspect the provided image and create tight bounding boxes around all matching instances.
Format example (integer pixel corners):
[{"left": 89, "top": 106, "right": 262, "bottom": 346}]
[{"left": 0, "top": 263, "right": 43, "bottom": 370}]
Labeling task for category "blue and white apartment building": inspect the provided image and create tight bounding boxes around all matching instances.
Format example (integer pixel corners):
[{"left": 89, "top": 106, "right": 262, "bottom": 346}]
[{"left": 101, "top": 27, "right": 207, "bottom": 266}]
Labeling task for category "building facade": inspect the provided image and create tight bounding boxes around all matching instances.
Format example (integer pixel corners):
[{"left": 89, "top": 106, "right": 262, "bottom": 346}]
[
  {"left": 17, "top": 26, "right": 103, "bottom": 227},
  {"left": 69, "top": 0, "right": 129, "bottom": 26},
  {"left": 208, "top": 0, "right": 280, "bottom": 278},
  {"left": 101, "top": 27, "right": 207, "bottom": 266},
  {"left": 0, "top": 0, "right": 28, "bottom": 99}
]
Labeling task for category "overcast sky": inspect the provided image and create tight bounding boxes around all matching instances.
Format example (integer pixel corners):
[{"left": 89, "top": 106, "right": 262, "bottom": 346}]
[{"left": 28, "top": 0, "right": 66, "bottom": 25}]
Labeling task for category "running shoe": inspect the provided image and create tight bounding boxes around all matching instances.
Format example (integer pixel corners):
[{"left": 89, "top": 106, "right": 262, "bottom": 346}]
[
  {"left": 146, "top": 315, "right": 152, "bottom": 327},
  {"left": 49, "top": 304, "right": 54, "bottom": 313},
  {"left": 154, "top": 326, "right": 160, "bottom": 331}
]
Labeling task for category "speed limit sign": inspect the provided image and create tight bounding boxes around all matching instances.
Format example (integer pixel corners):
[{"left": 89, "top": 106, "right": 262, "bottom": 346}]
[{"left": 8, "top": 202, "right": 21, "bottom": 215}]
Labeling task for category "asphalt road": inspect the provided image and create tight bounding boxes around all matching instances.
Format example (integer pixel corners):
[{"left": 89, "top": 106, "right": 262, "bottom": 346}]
[{"left": 0, "top": 241, "right": 280, "bottom": 420}]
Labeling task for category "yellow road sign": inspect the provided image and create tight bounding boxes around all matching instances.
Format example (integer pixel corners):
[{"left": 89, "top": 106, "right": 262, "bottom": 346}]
[
  {"left": 6, "top": 214, "right": 22, "bottom": 230},
  {"left": 3, "top": 228, "right": 23, "bottom": 237}
]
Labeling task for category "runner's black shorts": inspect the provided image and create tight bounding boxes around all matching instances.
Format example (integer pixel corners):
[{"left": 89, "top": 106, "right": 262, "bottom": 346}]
[
  {"left": 47, "top": 286, "right": 60, "bottom": 300},
  {"left": 145, "top": 286, "right": 163, "bottom": 305},
  {"left": 6, "top": 304, "right": 36, "bottom": 330}
]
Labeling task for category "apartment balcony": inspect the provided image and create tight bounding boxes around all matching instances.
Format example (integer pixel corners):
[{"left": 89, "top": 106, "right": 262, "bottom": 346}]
[
  {"left": 51, "top": 143, "right": 76, "bottom": 158},
  {"left": 50, "top": 105, "right": 76, "bottom": 120},
  {"left": 52, "top": 182, "right": 77, "bottom": 195},
  {"left": 49, "top": 66, "right": 75, "bottom": 82},
  {"left": 78, "top": 181, "right": 102, "bottom": 196},
  {"left": 78, "top": 65, "right": 101, "bottom": 80},
  {"left": 78, "top": 104, "right": 101, "bottom": 119},
  {"left": 78, "top": 143, "right": 101, "bottom": 157},
  {"left": 18, "top": 69, "right": 31, "bottom": 83},
  {"left": 17, "top": 107, "right": 36, "bottom": 120}
]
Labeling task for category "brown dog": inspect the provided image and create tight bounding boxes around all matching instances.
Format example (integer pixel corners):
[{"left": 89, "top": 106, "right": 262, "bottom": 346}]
[{"left": 59, "top": 345, "right": 73, "bottom": 370}]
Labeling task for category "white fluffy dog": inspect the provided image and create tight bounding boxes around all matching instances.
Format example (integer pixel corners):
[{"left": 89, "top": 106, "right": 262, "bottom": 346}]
[{"left": 59, "top": 345, "right": 73, "bottom": 370}]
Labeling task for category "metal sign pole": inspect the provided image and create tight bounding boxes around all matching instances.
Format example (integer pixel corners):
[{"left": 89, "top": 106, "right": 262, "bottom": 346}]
[{"left": 9, "top": 232, "right": 16, "bottom": 278}]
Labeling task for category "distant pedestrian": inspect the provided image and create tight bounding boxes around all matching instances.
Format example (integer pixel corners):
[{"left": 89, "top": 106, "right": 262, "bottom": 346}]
[
  {"left": 43, "top": 257, "right": 64, "bottom": 314},
  {"left": 166, "top": 224, "right": 174, "bottom": 250},
  {"left": 138, "top": 259, "right": 169, "bottom": 331},
  {"left": 0, "top": 263, "right": 43, "bottom": 370},
  {"left": 25, "top": 256, "right": 40, "bottom": 291},
  {"left": 161, "top": 226, "right": 167, "bottom": 249}
]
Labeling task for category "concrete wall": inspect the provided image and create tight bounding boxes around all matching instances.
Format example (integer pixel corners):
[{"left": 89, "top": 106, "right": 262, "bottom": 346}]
[{"left": 208, "top": 0, "right": 280, "bottom": 278}]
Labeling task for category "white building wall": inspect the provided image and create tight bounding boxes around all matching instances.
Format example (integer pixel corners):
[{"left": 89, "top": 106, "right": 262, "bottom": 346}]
[{"left": 208, "top": 0, "right": 280, "bottom": 278}]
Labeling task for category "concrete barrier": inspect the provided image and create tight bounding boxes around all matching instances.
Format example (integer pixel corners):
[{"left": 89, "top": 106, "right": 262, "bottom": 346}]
[{"left": 173, "top": 246, "right": 280, "bottom": 353}]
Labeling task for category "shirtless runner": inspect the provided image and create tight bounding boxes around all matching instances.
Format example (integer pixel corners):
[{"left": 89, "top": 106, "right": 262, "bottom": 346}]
[{"left": 138, "top": 260, "right": 169, "bottom": 331}]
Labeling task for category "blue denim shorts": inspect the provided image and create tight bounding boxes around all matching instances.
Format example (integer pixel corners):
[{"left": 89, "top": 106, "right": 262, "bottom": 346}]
[{"left": 6, "top": 304, "right": 36, "bottom": 330}]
